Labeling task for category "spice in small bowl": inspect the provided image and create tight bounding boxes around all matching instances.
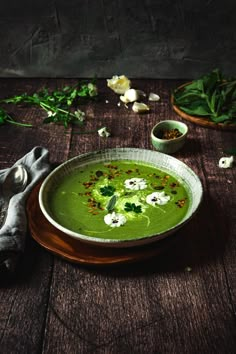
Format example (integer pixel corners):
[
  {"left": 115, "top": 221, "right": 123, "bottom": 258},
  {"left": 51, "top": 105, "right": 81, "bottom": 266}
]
[
  {"left": 159, "top": 128, "right": 183, "bottom": 140},
  {"left": 151, "top": 120, "right": 188, "bottom": 154}
]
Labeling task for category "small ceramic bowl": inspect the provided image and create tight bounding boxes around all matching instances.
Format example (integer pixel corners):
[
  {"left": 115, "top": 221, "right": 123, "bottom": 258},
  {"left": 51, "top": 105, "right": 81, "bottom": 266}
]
[{"left": 151, "top": 120, "right": 188, "bottom": 154}]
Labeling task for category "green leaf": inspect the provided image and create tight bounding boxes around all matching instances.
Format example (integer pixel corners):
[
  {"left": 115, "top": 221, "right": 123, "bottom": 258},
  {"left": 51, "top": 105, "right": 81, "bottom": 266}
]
[
  {"left": 210, "top": 114, "right": 230, "bottom": 123},
  {"left": 106, "top": 195, "right": 117, "bottom": 212},
  {"left": 179, "top": 103, "right": 211, "bottom": 116},
  {"left": 100, "top": 185, "right": 116, "bottom": 196},
  {"left": 124, "top": 202, "right": 142, "bottom": 214},
  {"left": 1, "top": 80, "right": 98, "bottom": 129}
]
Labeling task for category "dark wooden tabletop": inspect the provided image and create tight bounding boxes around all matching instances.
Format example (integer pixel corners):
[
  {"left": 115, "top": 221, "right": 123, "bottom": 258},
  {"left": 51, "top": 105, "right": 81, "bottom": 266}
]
[{"left": 0, "top": 78, "right": 236, "bottom": 353}]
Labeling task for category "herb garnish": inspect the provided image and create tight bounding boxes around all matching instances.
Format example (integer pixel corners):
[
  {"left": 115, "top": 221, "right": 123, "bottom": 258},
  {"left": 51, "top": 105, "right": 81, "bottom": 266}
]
[
  {"left": 100, "top": 185, "right": 116, "bottom": 196},
  {"left": 124, "top": 202, "right": 142, "bottom": 213},
  {"left": 106, "top": 195, "right": 117, "bottom": 212},
  {"left": 173, "top": 69, "right": 236, "bottom": 124},
  {"left": 0, "top": 81, "right": 97, "bottom": 128}
]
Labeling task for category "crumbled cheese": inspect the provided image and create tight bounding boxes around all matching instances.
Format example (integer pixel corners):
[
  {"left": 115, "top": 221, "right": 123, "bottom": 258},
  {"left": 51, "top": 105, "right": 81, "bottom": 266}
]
[
  {"left": 218, "top": 156, "right": 234, "bottom": 168},
  {"left": 104, "top": 212, "right": 127, "bottom": 227},
  {"left": 124, "top": 177, "right": 147, "bottom": 191},
  {"left": 146, "top": 191, "right": 170, "bottom": 206},
  {"left": 98, "top": 127, "right": 110, "bottom": 138}
]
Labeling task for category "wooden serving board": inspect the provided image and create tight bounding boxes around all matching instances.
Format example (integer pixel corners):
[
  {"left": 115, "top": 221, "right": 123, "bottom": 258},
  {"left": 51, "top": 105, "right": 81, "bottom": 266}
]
[
  {"left": 171, "top": 83, "right": 236, "bottom": 131},
  {"left": 26, "top": 183, "right": 178, "bottom": 266}
]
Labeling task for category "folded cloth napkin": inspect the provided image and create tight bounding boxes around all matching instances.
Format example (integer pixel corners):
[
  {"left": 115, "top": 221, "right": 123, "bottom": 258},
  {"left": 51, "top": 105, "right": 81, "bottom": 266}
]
[{"left": 0, "top": 146, "right": 51, "bottom": 272}]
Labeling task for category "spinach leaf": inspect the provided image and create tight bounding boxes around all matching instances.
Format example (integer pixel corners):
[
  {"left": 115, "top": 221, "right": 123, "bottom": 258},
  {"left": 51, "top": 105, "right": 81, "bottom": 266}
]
[{"left": 173, "top": 69, "right": 236, "bottom": 124}]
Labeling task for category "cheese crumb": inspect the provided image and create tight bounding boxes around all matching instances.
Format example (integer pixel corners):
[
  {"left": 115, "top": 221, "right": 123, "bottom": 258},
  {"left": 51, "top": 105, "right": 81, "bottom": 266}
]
[{"left": 218, "top": 156, "right": 234, "bottom": 168}]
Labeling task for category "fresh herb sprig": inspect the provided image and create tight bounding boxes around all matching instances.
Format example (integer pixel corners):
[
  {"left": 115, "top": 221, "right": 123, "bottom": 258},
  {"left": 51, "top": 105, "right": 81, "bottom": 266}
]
[
  {"left": 100, "top": 185, "right": 116, "bottom": 197},
  {"left": 124, "top": 202, "right": 142, "bottom": 214},
  {"left": 173, "top": 69, "right": 236, "bottom": 124},
  {"left": 106, "top": 195, "right": 117, "bottom": 212},
  {"left": 0, "top": 107, "right": 32, "bottom": 127},
  {"left": 1, "top": 81, "right": 98, "bottom": 128}
]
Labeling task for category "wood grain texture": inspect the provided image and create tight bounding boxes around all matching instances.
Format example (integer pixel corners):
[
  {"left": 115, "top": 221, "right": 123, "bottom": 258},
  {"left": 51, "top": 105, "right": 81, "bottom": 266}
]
[{"left": 0, "top": 78, "right": 236, "bottom": 353}]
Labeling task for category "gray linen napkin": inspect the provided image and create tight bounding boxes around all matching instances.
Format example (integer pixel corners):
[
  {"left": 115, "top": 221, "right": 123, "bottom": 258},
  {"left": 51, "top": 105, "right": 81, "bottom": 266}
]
[{"left": 0, "top": 146, "right": 51, "bottom": 272}]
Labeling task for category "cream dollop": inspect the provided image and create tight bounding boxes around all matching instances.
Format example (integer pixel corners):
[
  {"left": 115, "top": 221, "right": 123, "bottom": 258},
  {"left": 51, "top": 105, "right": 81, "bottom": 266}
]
[
  {"left": 146, "top": 192, "right": 170, "bottom": 206},
  {"left": 104, "top": 212, "right": 127, "bottom": 227},
  {"left": 124, "top": 177, "right": 147, "bottom": 190}
]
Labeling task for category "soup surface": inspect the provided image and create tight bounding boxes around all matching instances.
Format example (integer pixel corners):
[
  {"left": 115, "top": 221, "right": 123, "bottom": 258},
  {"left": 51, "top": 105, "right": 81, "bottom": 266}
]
[{"left": 48, "top": 160, "right": 189, "bottom": 240}]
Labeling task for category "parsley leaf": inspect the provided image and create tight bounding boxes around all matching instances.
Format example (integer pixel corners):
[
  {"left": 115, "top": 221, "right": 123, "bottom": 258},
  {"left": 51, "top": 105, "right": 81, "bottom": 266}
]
[
  {"left": 1, "top": 80, "right": 98, "bottom": 129},
  {"left": 124, "top": 202, "right": 142, "bottom": 213},
  {"left": 100, "top": 185, "right": 116, "bottom": 196},
  {"left": 0, "top": 107, "right": 32, "bottom": 127}
]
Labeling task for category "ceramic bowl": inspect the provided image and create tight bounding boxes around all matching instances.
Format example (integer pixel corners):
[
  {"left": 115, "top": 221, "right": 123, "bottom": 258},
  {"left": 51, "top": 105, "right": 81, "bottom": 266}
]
[
  {"left": 39, "top": 148, "right": 202, "bottom": 248},
  {"left": 151, "top": 120, "right": 188, "bottom": 154}
]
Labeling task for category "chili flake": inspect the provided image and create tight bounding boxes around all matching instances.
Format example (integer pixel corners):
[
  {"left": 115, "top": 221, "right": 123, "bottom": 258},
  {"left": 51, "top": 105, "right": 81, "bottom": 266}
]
[{"left": 161, "top": 128, "right": 182, "bottom": 140}]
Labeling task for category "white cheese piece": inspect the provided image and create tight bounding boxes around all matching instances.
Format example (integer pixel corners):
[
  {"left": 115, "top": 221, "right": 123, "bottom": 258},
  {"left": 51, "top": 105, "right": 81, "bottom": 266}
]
[
  {"left": 218, "top": 156, "right": 234, "bottom": 168},
  {"left": 98, "top": 126, "right": 110, "bottom": 138}
]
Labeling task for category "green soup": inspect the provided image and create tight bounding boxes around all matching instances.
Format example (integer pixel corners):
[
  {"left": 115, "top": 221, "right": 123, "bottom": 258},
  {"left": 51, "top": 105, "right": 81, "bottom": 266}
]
[{"left": 48, "top": 160, "right": 189, "bottom": 240}]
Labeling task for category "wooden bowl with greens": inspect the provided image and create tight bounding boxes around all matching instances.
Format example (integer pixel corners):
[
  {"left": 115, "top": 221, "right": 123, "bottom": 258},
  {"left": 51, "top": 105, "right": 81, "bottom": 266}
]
[{"left": 172, "top": 69, "right": 236, "bottom": 130}]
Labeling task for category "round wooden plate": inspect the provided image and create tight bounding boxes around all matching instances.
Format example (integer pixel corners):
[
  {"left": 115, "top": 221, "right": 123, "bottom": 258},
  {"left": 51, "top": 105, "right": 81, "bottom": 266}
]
[
  {"left": 171, "top": 83, "right": 236, "bottom": 131},
  {"left": 27, "top": 183, "right": 178, "bottom": 266}
]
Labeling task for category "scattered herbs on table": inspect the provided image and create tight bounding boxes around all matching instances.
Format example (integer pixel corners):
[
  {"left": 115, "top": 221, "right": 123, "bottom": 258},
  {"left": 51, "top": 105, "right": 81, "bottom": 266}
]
[
  {"left": 0, "top": 107, "right": 32, "bottom": 127},
  {"left": 173, "top": 69, "right": 236, "bottom": 124},
  {"left": 0, "top": 80, "right": 98, "bottom": 128}
]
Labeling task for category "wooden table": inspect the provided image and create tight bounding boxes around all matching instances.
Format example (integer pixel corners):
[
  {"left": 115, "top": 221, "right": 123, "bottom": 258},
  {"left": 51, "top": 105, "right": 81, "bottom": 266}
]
[{"left": 0, "top": 79, "right": 236, "bottom": 353}]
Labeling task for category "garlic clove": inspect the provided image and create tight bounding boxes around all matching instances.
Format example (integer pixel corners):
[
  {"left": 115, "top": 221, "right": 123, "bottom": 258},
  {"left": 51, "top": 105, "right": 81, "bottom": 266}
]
[
  {"left": 123, "top": 88, "right": 140, "bottom": 103},
  {"left": 132, "top": 102, "right": 150, "bottom": 113},
  {"left": 120, "top": 95, "right": 130, "bottom": 104},
  {"left": 148, "top": 92, "right": 160, "bottom": 101},
  {"left": 107, "top": 75, "right": 131, "bottom": 94}
]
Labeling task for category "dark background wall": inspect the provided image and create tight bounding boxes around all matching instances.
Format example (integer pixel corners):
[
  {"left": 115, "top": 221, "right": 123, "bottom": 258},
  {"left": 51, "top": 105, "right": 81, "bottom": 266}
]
[{"left": 0, "top": 0, "right": 235, "bottom": 78}]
